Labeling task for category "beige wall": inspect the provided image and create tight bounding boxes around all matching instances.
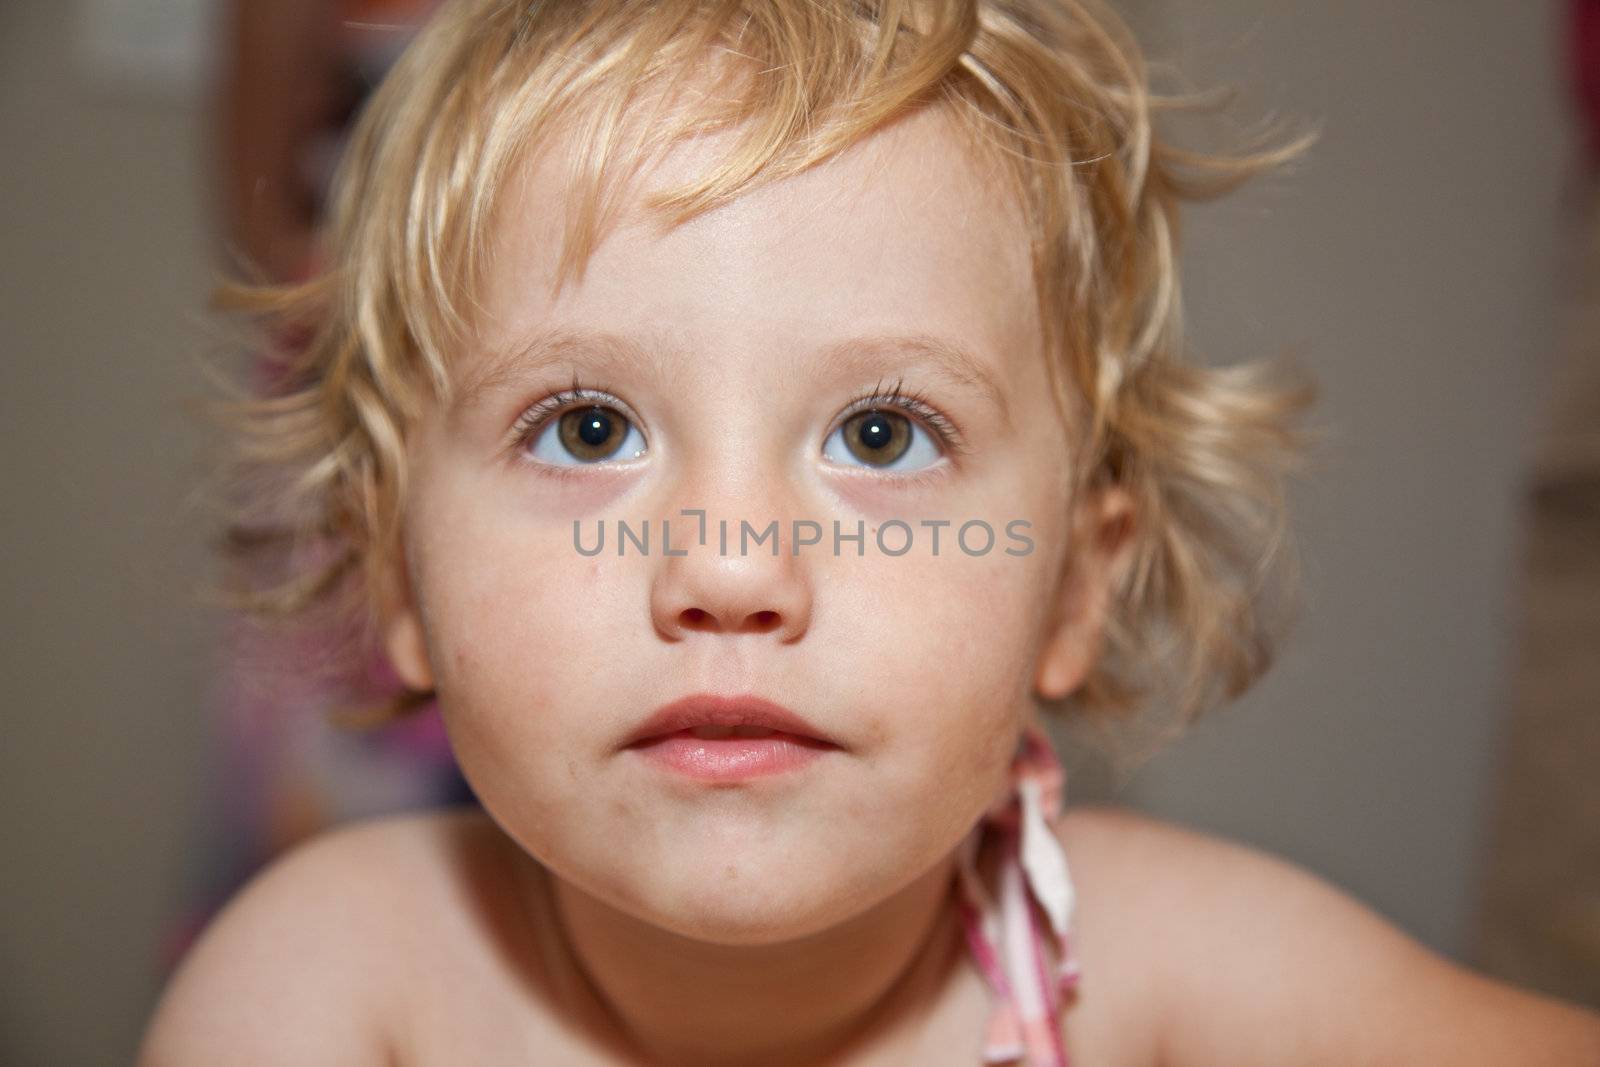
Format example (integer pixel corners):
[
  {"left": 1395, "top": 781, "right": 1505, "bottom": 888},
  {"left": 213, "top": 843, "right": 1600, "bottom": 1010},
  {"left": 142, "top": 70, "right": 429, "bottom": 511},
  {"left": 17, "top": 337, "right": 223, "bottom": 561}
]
[
  {"left": 0, "top": 5, "right": 221, "bottom": 1065},
  {"left": 1109, "top": 0, "right": 1572, "bottom": 957},
  {"left": 0, "top": 1, "right": 1575, "bottom": 1063}
]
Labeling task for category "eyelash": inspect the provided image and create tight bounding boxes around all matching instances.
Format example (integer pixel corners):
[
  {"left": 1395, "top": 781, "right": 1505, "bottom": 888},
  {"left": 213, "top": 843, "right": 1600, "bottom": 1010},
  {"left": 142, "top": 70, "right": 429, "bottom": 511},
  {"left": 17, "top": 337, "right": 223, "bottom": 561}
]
[
  {"left": 835, "top": 377, "right": 969, "bottom": 458},
  {"left": 505, "top": 373, "right": 969, "bottom": 478},
  {"left": 506, "top": 374, "right": 634, "bottom": 483}
]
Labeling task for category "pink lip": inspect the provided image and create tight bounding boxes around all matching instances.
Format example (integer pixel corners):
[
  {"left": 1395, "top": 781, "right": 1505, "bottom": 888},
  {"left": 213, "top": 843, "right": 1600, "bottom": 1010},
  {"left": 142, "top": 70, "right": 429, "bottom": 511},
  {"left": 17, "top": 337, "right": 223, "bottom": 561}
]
[
  {"left": 627, "top": 730, "right": 837, "bottom": 782},
  {"left": 621, "top": 693, "right": 839, "bottom": 749},
  {"left": 621, "top": 694, "right": 842, "bottom": 782}
]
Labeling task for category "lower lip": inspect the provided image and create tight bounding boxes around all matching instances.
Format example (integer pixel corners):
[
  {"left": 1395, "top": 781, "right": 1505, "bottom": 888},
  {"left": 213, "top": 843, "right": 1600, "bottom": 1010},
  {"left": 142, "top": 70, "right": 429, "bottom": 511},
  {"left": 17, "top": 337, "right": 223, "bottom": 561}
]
[{"left": 626, "top": 730, "right": 838, "bottom": 782}]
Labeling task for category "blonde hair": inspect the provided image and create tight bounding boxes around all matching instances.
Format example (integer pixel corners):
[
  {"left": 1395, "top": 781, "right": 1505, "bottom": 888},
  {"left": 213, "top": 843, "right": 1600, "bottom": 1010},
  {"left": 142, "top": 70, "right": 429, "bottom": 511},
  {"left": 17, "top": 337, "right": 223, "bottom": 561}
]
[{"left": 210, "top": 0, "right": 1321, "bottom": 742}]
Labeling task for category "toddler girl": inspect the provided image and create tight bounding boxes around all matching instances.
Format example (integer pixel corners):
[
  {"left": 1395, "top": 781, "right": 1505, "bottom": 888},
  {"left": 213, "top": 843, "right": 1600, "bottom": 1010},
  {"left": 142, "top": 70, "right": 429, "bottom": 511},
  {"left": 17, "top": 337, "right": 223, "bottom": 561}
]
[{"left": 140, "top": 1, "right": 1600, "bottom": 1064}]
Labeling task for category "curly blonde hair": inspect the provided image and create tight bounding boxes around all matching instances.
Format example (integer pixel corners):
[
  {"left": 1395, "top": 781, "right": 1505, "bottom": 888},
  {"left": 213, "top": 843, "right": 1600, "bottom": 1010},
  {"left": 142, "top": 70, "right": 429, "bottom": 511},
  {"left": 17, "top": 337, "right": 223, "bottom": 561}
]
[{"left": 209, "top": 0, "right": 1321, "bottom": 741}]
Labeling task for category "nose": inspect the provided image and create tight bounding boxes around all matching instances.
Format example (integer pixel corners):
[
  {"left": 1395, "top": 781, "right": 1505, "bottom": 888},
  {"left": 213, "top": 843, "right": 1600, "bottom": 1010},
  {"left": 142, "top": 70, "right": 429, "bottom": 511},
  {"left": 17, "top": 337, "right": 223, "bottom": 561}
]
[{"left": 650, "top": 518, "right": 814, "bottom": 643}]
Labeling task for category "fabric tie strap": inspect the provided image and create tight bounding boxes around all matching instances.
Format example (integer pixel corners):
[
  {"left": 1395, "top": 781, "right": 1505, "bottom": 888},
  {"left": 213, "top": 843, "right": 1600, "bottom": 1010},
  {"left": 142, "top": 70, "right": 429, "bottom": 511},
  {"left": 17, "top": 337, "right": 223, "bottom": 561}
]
[{"left": 954, "top": 723, "right": 1081, "bottom": 1067}]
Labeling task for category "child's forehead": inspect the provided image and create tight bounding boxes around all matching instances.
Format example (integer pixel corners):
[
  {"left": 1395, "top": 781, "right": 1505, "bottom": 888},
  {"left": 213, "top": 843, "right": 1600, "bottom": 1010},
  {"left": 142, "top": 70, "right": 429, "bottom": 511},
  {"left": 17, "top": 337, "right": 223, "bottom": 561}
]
[{"left": 467, "top": 102, "right": 1045, "bottom": 393}]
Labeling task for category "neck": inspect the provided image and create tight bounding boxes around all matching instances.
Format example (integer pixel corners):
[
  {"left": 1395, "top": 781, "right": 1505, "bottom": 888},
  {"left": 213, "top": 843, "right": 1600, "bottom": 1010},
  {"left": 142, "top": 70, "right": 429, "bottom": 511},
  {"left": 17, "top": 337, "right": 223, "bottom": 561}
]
[{"left": 509, "top": 845, "right": 969, "bottom": 1067}]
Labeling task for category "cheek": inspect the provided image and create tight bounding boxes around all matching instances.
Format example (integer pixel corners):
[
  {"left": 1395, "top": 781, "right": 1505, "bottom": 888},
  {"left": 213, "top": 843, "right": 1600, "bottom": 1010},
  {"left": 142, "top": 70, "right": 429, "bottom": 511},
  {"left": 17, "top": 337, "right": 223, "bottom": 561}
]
[
  {"left": 822, "top": 537, "right": 1057, "bottom": 812},
  {"left": 851, "top": 512, "right": 1059, "bottom": 691},
  {"left": 413, "top": 499, "right": 637, "bottom": 807}
]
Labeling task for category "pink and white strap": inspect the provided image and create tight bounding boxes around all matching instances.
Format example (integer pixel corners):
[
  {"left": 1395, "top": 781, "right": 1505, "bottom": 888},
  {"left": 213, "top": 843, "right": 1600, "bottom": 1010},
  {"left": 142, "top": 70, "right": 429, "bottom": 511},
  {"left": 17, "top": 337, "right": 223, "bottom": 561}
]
[{"left": 954, "top": 723, "right": 1081, "bottom": 1066}]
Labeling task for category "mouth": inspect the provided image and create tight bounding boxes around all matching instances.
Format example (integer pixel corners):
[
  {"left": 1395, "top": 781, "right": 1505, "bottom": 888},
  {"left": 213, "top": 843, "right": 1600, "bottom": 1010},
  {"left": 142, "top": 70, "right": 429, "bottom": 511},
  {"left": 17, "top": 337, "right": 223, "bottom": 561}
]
[{"left": 621, "top": 693, "right": 842, "bottom": 750}]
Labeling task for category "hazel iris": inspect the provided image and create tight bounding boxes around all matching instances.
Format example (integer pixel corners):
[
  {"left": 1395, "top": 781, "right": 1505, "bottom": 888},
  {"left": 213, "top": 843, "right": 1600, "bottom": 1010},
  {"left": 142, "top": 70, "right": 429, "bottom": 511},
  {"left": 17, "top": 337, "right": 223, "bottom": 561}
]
[
  {"left": 559, "top": 405, "right": 628, "bottom": 461},
  {"left": 842, "top": 409, "right": 911, "bottom": 466}
]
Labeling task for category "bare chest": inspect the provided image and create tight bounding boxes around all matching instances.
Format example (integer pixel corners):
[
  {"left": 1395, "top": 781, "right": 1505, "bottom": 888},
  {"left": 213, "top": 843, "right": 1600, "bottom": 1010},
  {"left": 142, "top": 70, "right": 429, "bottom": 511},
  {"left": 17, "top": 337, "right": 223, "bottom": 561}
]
[
  {"left": 371, "top": 809, "right": 1159, "bottom": 1067},
  {"left": 381, "top": 933, "right": 1141, "bottom": 1067}
]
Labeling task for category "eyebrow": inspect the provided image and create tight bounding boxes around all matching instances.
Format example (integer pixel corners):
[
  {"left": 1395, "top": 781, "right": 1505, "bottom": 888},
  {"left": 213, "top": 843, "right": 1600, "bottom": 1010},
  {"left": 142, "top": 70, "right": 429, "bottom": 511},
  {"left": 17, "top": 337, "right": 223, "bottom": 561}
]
[
  {"left": 452, "top": 327, "right": 659, "bottom": 417},
  {"left": 452, "top": 326, "right": 1013, "bottom": 427},
  {"left": 811, "top": 333, "right": 1012, "bottom": 428}
]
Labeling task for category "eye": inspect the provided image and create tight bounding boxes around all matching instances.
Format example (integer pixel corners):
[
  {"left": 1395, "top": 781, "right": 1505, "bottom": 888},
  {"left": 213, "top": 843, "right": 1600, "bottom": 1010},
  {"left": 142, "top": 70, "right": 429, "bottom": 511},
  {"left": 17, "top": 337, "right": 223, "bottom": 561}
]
[
  {"left": 822, "top": 407, "right": 943, "bottom": 473},
  {"left": 523, "top": 403, "right": 647, "bottom": 466}
]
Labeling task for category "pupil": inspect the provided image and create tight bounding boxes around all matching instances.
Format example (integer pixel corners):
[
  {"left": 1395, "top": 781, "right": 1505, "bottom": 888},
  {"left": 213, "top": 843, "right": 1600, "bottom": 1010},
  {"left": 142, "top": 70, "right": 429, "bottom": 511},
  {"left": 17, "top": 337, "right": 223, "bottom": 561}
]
[
  {"left": 858, "top": 414, "right": 892, "bottom": 451},
  {"left": 576, "top": 407, "right": 612, "bottom": 447}
]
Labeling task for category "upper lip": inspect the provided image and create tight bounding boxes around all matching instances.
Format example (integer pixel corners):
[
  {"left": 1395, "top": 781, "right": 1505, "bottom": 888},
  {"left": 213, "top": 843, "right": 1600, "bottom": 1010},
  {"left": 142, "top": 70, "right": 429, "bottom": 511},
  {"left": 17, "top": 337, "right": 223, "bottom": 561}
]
[{"left": 622, "top": 693, "right": 840, "bottom": 749}]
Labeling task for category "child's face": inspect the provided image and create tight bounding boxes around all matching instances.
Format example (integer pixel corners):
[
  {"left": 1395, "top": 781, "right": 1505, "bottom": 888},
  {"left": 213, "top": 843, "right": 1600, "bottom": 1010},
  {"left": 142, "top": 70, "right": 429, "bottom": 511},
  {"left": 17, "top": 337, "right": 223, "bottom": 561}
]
[{"left": 384, "top": 103, "right": 1131, "bottom": 942}]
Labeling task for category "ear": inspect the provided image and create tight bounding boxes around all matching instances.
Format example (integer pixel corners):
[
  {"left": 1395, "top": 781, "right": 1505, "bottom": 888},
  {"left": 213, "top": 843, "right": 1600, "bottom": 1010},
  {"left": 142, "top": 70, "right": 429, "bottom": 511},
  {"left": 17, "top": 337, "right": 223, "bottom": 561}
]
[
  {"left": 1034, "top": 482, "right": 1137, "bottom": 701},
  {"left": 379, "top": 540, "right": 435, "bottom": 693}
]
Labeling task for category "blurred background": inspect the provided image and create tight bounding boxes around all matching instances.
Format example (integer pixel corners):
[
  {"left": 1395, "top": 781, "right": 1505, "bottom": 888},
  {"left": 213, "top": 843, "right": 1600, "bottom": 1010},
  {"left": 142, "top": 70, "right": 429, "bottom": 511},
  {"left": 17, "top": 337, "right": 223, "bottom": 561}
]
[{"left": 2, "top": 1, "right": 1597, "bottom": 1063}]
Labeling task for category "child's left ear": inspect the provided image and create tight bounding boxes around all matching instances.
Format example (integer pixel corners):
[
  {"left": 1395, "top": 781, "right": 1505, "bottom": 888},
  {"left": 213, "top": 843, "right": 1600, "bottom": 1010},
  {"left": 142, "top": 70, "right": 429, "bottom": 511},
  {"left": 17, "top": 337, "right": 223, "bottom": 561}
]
[{"left": 1034, "top": 482, "right": 1137, "bottom": 701}]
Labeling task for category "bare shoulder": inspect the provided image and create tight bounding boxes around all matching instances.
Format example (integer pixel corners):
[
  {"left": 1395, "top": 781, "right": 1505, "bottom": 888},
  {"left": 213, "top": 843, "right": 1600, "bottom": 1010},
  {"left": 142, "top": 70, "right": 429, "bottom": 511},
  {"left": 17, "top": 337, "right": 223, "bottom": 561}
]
[
  {"left": 1055, "top": 804, "right": 1600, "bottom": 1067},
  {"left": 137, "top": 806, "right": 495, "bottom": 1067}
]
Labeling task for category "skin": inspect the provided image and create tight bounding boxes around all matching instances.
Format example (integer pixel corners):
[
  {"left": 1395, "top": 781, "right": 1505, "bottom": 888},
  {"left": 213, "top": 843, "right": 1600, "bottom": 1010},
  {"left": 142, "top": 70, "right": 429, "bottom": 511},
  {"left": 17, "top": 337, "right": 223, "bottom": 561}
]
[
  {"left": 377, "top": 100, "right": 1136, "bottom": 1067},
  {"left": 139, "top": 59, "right": 1600, "bottom": 1067}
]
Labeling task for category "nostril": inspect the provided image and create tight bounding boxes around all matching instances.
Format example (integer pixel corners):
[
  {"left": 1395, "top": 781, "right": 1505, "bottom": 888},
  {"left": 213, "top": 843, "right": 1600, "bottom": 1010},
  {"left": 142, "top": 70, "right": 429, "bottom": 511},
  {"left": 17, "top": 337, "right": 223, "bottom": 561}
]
[{"left": 674, "top": 607, "right": 784, "bottom": 633}]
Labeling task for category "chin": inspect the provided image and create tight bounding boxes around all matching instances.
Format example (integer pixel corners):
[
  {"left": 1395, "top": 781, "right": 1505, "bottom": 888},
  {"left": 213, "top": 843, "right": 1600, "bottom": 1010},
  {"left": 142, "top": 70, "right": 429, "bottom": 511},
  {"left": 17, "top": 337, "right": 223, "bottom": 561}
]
[{"left": 629, "top": 857, "right": 869, "bottom": 946}]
